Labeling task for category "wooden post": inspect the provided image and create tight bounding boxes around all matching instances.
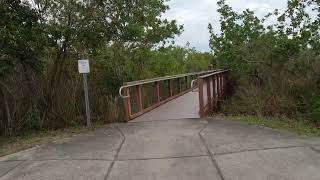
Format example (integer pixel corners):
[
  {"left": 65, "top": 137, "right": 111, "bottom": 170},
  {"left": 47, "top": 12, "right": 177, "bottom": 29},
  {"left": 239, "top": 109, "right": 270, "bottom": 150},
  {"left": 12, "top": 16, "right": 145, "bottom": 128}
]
[
  {"left": 218, "top": 74, "right": 221, "bottom": 98},
  {"left": 155, "top": 81, "right": 160, "bottom": 103},
  {"left": 220, "top": 74, "right": 223, "bottom": 97},
  {"left": 136, "top": 85, "right": 143, "bottom": 112},
  {"left": 206, "top": 78, "right": 212, "bottom": 110},
  {"left": 123, "top": 87, "right": 131, "bottom": 122},
  {"left": 222, "top": 73, "right": 225, "bottom": 97},
  {"left": 198, "top": 78, "right": 205, "bottom": 117},
  {"left": 215, "top": 74, "right": 219, "bottom": 99},
  {"left": 168, "top": 79, "right": 173, "bottom": 97},
  {"left": 185, "top": 76, "right": 188, "bottom": 90},
  {"left": 212, "top": 75, "right": 217, "bottom": 109}
]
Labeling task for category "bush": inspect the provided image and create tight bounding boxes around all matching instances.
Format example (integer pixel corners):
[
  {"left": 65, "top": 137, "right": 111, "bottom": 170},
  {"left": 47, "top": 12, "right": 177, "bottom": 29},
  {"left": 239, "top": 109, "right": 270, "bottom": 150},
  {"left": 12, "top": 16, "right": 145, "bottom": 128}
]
[
  {"left": 310, "top": 98, "right": 320, "bottom": 126},
  {"left": 212, "top": 0, "right": 320, "bottom": 128}
]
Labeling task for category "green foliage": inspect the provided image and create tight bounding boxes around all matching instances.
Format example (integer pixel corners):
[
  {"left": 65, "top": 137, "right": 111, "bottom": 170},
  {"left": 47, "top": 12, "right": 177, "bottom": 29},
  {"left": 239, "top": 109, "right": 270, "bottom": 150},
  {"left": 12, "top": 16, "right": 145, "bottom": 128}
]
[
  {"left": 230, "top": 116, "right": 320, "bottom": 136},
  {"left": 147, "top": 45, "right": 212, "bottom": 77},
  {"left": 0, "top": 0, "right": 212, "bottom": 137},
  {"left": 0, "top": 0, "right": 173, "bottom": 135},
  {"left": 0, "top": 0, "right": 45, "bottom": 78},
  {"left": 310, "top": 97, "right": 320, "bottom": 125},
  {"left": 210, "top": 0, "right": 320, "bottom": 127}
]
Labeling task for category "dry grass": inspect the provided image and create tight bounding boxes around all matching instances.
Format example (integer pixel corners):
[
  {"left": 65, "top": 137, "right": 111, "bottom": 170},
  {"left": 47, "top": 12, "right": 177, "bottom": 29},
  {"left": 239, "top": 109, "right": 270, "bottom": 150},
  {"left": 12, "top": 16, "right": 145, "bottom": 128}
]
[
  {"left": 229, "top": 115, "right": 320, "bottom": 137},
  {"left": 0, "top": 124, "right": 104, "bottom": 157}
]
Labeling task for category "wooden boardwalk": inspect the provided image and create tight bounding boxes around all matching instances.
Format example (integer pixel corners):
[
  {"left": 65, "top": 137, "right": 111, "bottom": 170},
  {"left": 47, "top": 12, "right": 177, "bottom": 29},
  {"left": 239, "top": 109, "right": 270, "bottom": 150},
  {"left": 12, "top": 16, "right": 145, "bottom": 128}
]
[
  {"left": 119, "top": 70, "right": 228, "bottom": 122},
  {"left": 132, "top": 90, "right": 200, "bottom": 122},
  {"left": 132, "top": 83, "right": 210, "bottom": 122}
]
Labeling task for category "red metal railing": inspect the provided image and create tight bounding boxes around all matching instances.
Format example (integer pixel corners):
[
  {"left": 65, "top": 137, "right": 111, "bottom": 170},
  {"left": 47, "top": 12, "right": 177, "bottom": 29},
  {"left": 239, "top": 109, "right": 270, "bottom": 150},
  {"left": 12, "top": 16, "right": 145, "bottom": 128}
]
[
  {"left": 119, "top": 70, "right": 220, "bottom": 121},
  {"left": 196, "top": 70, "right": 229, "bottom": 117}
]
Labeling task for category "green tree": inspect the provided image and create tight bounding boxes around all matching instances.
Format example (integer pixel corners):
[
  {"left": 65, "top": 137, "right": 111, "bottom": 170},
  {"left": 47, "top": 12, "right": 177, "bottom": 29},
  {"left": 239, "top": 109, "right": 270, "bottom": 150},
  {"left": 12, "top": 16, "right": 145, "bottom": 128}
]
[
  {"left": 0, "top": 0, "right": 46, "bottom": 135},
  {"left": 208, "top": 0, "right": 264, "bottom": 73},
  {"left": 0, "top": 0, "right": 45, "bottom": 78},
  {"left": 0, "top": 0, "right": 184, "bottom": 136},
  {"left": 208, "top": 0, "right": 320, "bottom": 124},
  {"left": 147, "top": 45, "right": 212, "bottom": 77}
]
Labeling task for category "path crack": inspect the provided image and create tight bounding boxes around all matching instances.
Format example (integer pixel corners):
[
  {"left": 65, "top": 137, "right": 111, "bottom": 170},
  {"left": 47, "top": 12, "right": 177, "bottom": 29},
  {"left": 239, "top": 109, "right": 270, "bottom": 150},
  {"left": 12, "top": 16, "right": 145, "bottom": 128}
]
[
  {"left": 1, "top": 159, "right": 113, "bottom": 162},
  {"left": 198, "top": 125, "right": 226, "bottom": 180},
  {"left": 104, "top": 124, "right": 126, "bottom": 180},
  {"left": 0, "top": 160, "right": 24, "bottom": 178},
  {"left": 215, "top": 145, "right": 312, "bottom": 156},
  {"left": 116, "top": 155, "right": 210, "bottom": 161},
  {"left": 310, "top": 146, "right": 320, "bottom": 154}
]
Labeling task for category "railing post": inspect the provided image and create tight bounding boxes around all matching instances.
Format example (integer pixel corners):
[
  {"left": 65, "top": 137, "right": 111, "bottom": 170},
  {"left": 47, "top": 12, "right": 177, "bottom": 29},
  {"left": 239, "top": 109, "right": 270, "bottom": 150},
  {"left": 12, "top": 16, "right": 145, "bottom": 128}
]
[
  {"left": 212, "top": 75, "right": 217, "bottom": 109},
  {"left": 136, "top": 85, "right": 143, "bottom": 112},
  {"left": 217, "top": 74, "right": 221, "bottom": 99},
  {"left": 220, "top": 74, "right": 223, "bottom": 97},
  {"left": 155, "top": 81, "right": 160, "bottom": 103},
  {"left": 222, "top": 73, "right": 225, "bottom": 97},
  {"left": 198, "top": 78, "right": 205, "bottom": 117},
  {"left": 168, "top": 79, "right": 173, "bottom": 97},
  {"left": 123, "top": 87, "right": 131, "bottom": 122},
  {"left": 218, "top": 75, "right": 220, "bottom": 105},
  {"left": 185, "top": 76, "right": 188, "bottom": 90},
  {"left": 206, "top": 77, "right": 212, "bottom": 110}
]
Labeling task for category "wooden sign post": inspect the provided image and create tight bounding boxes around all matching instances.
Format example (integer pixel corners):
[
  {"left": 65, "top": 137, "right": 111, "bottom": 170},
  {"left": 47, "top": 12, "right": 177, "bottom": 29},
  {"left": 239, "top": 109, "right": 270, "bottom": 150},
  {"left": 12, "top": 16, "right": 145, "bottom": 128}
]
[{"left": 78, "top": 59, "right": 91, "bottom": 127}]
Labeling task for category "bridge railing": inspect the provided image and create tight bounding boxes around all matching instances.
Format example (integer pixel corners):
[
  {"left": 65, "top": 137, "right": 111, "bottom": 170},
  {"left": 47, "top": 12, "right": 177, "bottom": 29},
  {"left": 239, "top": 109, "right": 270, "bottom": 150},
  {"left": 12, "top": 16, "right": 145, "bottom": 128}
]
[
  {"left": 119, "top": 70, "right": 220, "bottom": 121},
  {"left": 196, "top": 70, "right": 230, "bottom": 117}
]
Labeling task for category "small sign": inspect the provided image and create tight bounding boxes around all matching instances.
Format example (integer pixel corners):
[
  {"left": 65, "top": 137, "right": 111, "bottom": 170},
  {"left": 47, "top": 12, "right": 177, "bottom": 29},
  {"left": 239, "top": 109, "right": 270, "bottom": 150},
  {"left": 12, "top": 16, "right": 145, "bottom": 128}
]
[{"left": 78, "top": 59, "right": 90, "bottom": 74}]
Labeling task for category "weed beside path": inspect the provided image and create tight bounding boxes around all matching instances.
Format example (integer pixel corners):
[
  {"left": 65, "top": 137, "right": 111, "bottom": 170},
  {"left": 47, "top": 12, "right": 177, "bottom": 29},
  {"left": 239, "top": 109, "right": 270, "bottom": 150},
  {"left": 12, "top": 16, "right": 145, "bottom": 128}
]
[
  {"left": 228, "top": 115, "right": 320, "bottom": 137},
  {"left": 0, "top": 124, "right": 105, "bottom": 157}
]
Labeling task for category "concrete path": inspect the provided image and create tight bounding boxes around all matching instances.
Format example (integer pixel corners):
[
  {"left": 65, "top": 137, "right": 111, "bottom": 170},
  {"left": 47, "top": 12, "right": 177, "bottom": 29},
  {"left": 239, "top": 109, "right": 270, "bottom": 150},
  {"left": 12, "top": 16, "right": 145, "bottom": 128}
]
[{"left": 1, "top": 118, "right": 320, "bottom": 180}]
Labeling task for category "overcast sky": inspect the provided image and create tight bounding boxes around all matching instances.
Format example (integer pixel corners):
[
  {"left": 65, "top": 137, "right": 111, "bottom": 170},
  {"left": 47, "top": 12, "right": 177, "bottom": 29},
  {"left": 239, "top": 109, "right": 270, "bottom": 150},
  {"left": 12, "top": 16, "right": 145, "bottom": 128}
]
[{"left": 163, "top": 0, "right": 288, "bottom": 52}]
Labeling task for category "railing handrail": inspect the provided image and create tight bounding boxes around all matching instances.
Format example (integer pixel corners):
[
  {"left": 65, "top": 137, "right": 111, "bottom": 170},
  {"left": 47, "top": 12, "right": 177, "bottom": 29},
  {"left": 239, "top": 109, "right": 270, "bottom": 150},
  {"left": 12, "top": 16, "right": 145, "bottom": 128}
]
[
  {"left": 119, "top": 69, "right": 222, "bottom": 98},
  {"left": 119, "top": 86, "right": 130, "bottom": 99},
  {"left": 199, "top": 70, "right": 230, "bottom": 79},
  {"left": 123, "top": 70, "right": 221, "bottom": 87},
  {"left": 190, "top": 79, "right": 199, "bottom": 92},
  {"left": 119, "top": 69, "right": 230, "bottom": 121}
]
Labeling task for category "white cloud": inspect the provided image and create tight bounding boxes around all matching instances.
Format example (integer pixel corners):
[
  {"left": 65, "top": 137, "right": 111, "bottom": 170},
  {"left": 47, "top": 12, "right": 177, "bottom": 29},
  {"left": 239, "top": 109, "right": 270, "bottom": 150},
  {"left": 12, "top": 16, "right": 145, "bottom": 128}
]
[
  {"left": 163, "top": 7, "right": 208, "bottom": 25},
  {"left": 246, "top": 3, "right": 274, "bottom": 13},
  {"left": 163, "top": 0, "right": 287, "bottom": 52}
]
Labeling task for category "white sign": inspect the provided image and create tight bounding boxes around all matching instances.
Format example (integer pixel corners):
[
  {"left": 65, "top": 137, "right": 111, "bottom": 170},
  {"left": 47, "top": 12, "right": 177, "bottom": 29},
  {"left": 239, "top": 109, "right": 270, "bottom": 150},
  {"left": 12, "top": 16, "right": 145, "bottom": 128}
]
[{"left": 78, "top": 59, "right": 90, "bottom": 74}]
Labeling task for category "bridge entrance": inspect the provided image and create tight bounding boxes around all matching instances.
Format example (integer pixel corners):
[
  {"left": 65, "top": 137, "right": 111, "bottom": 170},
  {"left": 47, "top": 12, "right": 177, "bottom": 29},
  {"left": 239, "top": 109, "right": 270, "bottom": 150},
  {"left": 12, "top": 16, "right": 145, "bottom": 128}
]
[{"left": 119, "top": 70, "right": 229, "bottom": 122}]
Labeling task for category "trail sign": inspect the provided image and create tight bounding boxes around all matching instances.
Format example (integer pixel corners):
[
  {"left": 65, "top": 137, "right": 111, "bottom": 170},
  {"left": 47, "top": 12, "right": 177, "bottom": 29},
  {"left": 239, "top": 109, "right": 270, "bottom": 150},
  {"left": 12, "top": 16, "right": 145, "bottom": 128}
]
[
  {"left": 78, "top": 59, "right": 90, "bottom": 74},
  {"left": 78, "top": 59, "right": 91, "bottom": 127}
]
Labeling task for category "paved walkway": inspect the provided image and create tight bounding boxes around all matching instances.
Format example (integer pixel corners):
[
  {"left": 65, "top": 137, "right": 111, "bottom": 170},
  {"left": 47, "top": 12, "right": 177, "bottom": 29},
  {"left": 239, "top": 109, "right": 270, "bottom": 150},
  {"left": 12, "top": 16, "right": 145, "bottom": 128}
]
[{"left": 0, "top": 117, "right": 320, "bottom": 180}]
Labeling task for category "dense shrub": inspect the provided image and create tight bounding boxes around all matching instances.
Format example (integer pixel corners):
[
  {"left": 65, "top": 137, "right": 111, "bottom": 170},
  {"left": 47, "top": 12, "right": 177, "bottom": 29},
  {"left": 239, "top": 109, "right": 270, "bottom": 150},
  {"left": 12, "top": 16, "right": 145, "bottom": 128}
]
[
  {"left": 0, "top": 0, "right": 211, "bottom": 136},
  {"left": 210, "top": 0, "right": 320, "bottom": 126}
]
